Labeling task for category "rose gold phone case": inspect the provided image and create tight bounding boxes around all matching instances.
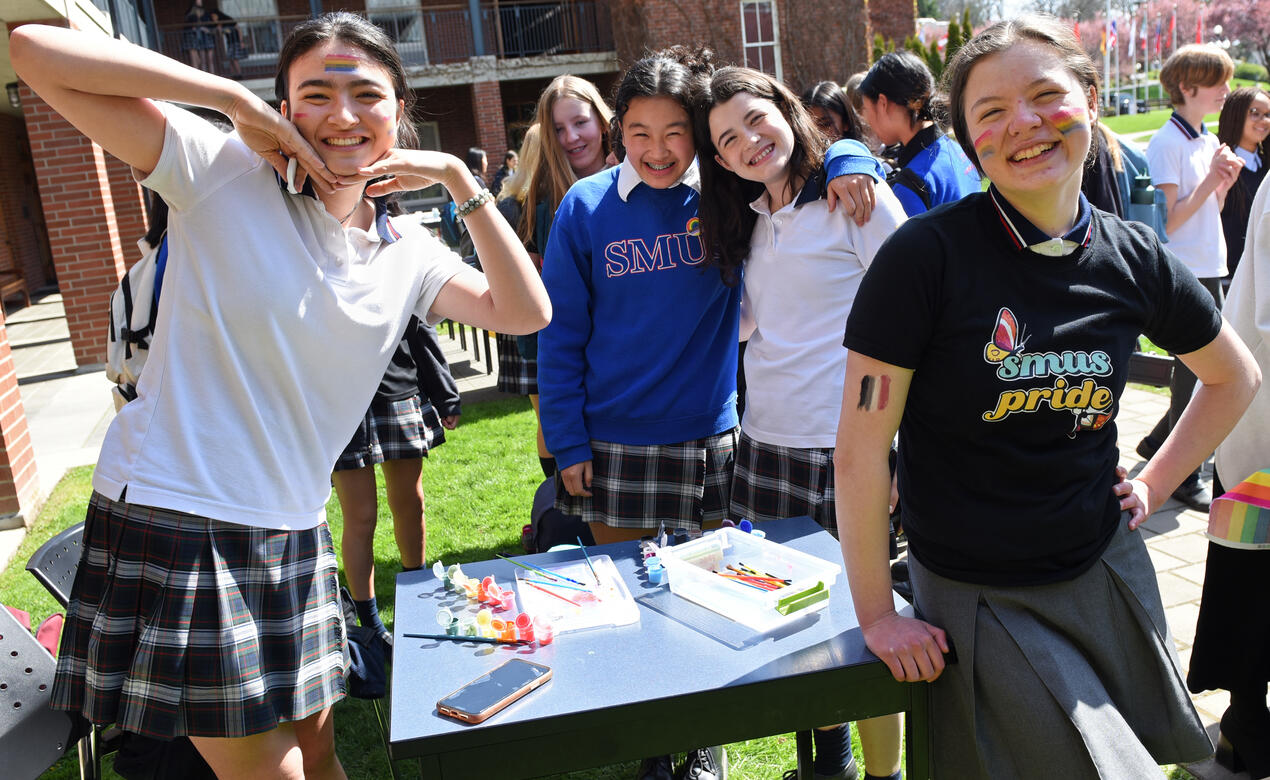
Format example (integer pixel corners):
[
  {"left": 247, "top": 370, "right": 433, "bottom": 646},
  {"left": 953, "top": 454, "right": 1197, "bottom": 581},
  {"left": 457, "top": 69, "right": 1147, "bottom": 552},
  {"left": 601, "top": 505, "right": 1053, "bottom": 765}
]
[{"left": 436, "top": 659, "right": 553, "bottom": 724}]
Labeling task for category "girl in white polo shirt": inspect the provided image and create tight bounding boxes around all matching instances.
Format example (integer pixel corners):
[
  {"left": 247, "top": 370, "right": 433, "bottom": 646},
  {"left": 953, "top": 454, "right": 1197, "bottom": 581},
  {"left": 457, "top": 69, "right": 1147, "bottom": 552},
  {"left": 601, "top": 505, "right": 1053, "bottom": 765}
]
[
  {"left": 10, "top": 13, "right": 548, "bottom": 777},
  {"left": 695, "top": 66, "right": 907, "bottom": 780}
]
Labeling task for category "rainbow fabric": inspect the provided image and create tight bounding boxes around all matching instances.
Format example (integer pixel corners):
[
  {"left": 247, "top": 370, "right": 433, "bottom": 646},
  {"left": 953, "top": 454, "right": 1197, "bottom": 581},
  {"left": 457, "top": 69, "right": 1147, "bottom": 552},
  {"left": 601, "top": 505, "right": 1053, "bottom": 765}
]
[{"left": 1207, "top": 469, "right": 1270, "bottom": 549}]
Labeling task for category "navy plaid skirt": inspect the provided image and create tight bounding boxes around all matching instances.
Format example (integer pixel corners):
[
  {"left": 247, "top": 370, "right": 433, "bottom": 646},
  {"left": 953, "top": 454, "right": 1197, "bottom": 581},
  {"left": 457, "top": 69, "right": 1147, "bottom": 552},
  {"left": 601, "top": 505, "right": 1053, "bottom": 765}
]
[
  {"left": 496, "top": 332, "right": 537, "bottom": 395},
  {"left": 730, "top": 433, "right": 837, "bottom": 534},
  {"left": 51, "top": 493, "right": 346, "bottom": 739},
  {"left": 555, "top": 429, "right": 738, "bottom": 529},
  {"left": 334, "top": 394, "right": 444, "bottom": 472}
]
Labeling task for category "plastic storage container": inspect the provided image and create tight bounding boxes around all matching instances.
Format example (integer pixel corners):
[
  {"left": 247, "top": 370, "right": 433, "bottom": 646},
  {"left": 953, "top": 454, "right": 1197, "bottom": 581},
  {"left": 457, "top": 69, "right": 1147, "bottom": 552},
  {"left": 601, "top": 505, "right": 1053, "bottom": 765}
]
[{"left": 658, "top": 528, "right": 842, "bottom": 633}]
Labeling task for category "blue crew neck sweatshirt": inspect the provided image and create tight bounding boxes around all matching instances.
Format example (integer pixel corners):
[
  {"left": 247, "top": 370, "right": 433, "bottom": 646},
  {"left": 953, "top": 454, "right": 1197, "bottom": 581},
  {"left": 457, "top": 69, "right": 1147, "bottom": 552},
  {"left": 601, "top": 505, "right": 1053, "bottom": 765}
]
[{"left": 539, "top": 166, "right": 740, "bottom": 470}]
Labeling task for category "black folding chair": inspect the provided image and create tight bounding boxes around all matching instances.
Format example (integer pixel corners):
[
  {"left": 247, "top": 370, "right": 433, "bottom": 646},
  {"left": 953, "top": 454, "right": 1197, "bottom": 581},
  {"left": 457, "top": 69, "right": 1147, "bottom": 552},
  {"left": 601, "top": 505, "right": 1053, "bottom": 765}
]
[
  {"left": 0, "top": 606, "right": 76, "bottom": 779},
  {"left": 26, "top": 522, "right": 84, "bottom": 607}
]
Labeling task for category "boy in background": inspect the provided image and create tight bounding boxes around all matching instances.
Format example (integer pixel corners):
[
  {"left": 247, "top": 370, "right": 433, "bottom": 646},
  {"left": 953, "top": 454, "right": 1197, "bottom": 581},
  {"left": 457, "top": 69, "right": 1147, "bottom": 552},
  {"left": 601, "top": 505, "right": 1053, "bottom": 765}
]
[{"left": 1141, "top": 44, "right": 1243, "bottom": 511}]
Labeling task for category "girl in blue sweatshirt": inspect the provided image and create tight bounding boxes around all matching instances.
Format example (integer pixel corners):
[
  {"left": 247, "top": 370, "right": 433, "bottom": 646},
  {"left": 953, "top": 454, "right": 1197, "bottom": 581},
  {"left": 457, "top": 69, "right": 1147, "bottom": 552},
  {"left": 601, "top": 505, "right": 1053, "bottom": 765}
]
[{"left": 539, "top": 48, "right": 737, "bottom": 549}]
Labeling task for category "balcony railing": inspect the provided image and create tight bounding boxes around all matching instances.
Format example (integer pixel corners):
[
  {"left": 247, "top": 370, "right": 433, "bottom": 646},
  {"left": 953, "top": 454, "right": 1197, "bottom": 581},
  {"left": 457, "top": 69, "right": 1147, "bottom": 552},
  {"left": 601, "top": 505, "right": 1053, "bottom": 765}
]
[{"left": 155, "top": 2, "right": 614, "bottom": 81}]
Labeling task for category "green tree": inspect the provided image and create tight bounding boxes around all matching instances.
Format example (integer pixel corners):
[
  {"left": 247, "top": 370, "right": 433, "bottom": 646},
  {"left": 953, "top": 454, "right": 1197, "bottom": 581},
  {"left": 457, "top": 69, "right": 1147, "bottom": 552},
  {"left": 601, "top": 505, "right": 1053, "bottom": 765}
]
[
  {"left": 927, "top": 39, "right": 944, "bottom": 78},
  {"left": 946, "top": 16, "right": 964, "bottom": 65},
  {"left": 872, "top": 32, "right": 895, "bottom": 63},
  {"left": 917, "top": 0, "right": 940, "bottom": 17}
]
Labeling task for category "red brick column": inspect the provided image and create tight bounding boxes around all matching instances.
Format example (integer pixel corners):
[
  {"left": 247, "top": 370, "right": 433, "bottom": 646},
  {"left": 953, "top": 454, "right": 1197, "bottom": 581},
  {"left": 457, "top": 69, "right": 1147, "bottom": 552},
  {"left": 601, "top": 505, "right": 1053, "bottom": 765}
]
[
  {"left": 107, "top": 152, "right": 149, "bottom": 262},
  {"left": 19, "top": 82, "right": 128, "bottom": 368},
  {"left": 471, "top": 79, "right": 507, "bottom": 177},
  {"left": 0, "top": 305, "right": 39, "bottom": 526}
]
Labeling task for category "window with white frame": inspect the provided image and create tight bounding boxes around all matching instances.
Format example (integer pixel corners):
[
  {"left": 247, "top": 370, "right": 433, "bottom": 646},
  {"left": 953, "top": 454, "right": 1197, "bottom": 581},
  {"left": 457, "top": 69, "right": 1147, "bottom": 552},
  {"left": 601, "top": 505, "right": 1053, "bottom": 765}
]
[{"left": 740, "top": 0, "right": 782, "bottom": 82}]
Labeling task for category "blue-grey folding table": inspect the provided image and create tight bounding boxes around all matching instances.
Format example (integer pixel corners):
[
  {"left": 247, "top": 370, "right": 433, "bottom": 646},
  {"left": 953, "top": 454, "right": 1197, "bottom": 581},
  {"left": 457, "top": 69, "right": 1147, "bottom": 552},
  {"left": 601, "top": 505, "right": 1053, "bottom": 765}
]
[{"left": 389, "top": 516, "right": 931, "bottom": 778}]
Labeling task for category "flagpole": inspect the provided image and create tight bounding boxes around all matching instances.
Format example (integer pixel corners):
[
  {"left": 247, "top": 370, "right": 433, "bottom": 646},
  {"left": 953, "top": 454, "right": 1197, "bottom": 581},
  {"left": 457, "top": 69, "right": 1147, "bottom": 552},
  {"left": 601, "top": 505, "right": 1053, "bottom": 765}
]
[{"left": 1105, "top": 0, "right": 1113, "bottom": 112}]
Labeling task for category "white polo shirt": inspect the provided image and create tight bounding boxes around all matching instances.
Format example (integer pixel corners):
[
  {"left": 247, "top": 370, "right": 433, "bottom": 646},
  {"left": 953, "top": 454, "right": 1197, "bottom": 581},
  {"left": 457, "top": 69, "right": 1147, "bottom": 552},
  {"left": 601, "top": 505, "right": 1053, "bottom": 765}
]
[
  {"left": 740, "top": 173, "right": 907, "bottom": 448},
  {"left": 1147, "top": 112, "right": 1226, "bottom": 278},
  {"left": 92, "top": 104, "right": 469, "bottom": 529}
]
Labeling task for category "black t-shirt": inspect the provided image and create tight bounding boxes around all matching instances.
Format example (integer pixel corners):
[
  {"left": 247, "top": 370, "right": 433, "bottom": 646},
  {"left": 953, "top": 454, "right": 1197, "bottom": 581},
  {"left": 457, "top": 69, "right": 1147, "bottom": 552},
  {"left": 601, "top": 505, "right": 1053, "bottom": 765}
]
[{"left": 844, "top": 190, "right": 1222, "bottom": 586}]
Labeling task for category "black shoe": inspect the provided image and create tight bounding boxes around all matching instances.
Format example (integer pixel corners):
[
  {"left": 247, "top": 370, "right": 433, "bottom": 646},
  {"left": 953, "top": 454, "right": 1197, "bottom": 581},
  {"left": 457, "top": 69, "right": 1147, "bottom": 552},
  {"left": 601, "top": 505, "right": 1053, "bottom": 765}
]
[
  {"left": 781, "top": 751, "right": 860, "bottom": 780},
  {"left": 1216, "top": 707, "right": 1270, "bottom": 779},
  {"left": 1171, "top": 475, "right": 1212, "bottom": 512},
  {"left": 1135, "top": 436, "right": 1161, "bottom": 461},
  {"left": 675, "top": 746, "right": 726, "bottom": 780},
  {"left": 637, "top": 754, "right": 674, "bottom": 780}
]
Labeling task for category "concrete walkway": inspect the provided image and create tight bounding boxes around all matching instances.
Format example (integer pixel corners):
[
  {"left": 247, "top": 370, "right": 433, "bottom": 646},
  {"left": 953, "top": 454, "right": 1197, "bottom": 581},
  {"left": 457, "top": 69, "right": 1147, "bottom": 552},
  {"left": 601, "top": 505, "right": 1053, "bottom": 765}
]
[{"left": 0, "top": 294, "right": 1254, "bottom": 778}]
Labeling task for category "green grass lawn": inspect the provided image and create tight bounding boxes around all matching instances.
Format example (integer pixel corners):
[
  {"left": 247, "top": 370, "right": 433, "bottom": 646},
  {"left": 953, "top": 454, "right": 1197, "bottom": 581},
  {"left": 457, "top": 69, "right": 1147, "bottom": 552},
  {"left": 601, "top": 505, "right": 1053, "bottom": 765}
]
[{"left": 0, "top": 395, "right": 1196, "bottom": 779}]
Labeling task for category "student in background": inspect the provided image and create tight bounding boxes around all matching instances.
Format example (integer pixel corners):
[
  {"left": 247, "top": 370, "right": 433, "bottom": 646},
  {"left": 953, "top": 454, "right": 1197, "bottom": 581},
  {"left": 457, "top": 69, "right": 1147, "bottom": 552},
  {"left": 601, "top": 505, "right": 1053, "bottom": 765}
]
[
  {"left": 802, "top": 80, "right": 854, "bottom": 143},
  {"left": 497, "top": 74, "right": 614, "bottom": 477},
  {"left": 490, "top": 148, "right": 517, "bottom": 196},
  {"left": 1139, "top": 43, "right": 1243, "bottom": 511},
  {"left": 1217, "top": 86, "right": 1270, "bottom": 281},
  {"left": 844, "top": 51, "right": 981, "bottom": 215},
  {"left": 333, "top": 317, "right": 460, "bottom": 650}
]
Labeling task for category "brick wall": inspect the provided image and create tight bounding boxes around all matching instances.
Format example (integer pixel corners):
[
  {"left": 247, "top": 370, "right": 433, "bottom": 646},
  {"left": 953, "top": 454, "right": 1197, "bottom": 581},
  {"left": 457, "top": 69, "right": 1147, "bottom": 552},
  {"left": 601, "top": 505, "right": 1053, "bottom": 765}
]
[
  {"left": 0, "top": 306, "right": 38, "bottom": 522},
  {"left": 20, "top": 81, "right": 128, "bottom": 368},
  {"left": 471, "top": 79, "right": 507, "bottom": 172},
  {"left": 415, "top": 84, "right": 479, "bottom": 158},
  {"left": 870, "top": 0, "right": 917, "bottom": 50},
  {"left": 780, "top": 0, "right": 871, "bottom": 87},
  {"left": 106, "top": 153, "right": 148, "bottom": 257}
]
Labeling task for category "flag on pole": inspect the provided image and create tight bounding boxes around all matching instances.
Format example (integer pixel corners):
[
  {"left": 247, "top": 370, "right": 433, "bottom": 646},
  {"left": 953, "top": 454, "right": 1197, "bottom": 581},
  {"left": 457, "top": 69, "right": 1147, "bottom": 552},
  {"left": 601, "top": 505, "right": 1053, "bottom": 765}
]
[
  {"left": 1129, "top": 18, "right": 1137, "bottom": 55},
  {"left": 1154, "top": 20, "right": 1162, "bottom": 56},
  {"left": 1074, "top": 18, "right": 1081, "bottom": 41},
  {"left": 1109, "top": 19, "right": 1118, "bottom": 50},
  {"left": 1100, "top": 29, "right": 1107, "bottom": 55},
  {"left": 1196, "top": 8, "right": 1204, "bottom": 43},
  {"left": 1169, "top": 11, "right": 1176, "bottom": 51}
]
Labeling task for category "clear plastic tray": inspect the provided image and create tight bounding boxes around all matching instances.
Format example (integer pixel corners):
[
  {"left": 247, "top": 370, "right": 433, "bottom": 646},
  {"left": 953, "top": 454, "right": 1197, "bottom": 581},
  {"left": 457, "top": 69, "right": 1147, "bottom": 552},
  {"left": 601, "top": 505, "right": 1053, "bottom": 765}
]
[{"left": 658, "top": 528, "right": 841, "bottom": 633}]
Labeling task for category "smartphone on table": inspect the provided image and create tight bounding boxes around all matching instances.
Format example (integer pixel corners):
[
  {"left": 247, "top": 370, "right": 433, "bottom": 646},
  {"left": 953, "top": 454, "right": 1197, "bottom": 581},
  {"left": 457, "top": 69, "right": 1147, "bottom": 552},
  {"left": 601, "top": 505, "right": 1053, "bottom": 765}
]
[{"left": 436, "top": 658, "right": 553, "bottom": 724}]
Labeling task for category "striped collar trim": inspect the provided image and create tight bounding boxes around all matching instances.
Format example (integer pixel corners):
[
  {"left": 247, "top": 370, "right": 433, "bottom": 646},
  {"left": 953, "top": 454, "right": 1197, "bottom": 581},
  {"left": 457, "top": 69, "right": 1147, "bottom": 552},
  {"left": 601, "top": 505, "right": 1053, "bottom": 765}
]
[
  {"left": 988, "top": 186, "right": 1093, "bottom": 254},
  {"left": 1168, "top": 111, "right": 1205, "bottom": 140}
]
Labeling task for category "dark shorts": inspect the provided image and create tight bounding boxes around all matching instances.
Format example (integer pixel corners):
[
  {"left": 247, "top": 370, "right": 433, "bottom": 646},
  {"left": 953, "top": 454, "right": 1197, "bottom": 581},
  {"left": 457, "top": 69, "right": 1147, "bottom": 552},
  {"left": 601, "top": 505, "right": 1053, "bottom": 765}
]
[
  {"left": 334, "top": 394, "right": 443, "bottom": 471},
  {"left": 496, "top": 332, "right": 537, "bottom": 395},
  {"left": 51, "top": 493, "right": 346, "bottom": 739},
  {"left": 730, "top": 433, "right": 836, "bottom": 534},
  {"left": 555, "top": 429, "right": 738, "bottom": 530}
]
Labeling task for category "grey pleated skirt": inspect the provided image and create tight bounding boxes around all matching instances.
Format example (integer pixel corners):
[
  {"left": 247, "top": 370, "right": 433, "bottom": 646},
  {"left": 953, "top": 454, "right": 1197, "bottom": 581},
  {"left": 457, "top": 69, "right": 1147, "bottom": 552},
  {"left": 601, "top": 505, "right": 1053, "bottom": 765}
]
[{"left": 909, "top": 518, "right": 1212, "bottom": 779}]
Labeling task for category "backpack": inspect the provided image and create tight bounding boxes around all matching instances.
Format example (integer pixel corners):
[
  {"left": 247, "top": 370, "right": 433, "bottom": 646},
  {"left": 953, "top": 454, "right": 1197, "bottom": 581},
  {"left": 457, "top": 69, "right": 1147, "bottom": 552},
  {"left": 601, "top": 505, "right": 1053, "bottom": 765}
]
[
  {"left": 887, "top": 166, "right": 931, "bottom": 211},
  {"left": 106, "top": 235, "right": 166, "bottom": 409}
]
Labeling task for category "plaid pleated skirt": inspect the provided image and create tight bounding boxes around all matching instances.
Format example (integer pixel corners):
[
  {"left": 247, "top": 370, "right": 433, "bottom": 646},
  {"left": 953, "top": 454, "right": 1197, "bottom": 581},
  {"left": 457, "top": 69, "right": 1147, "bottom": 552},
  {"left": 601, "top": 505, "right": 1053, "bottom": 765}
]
[
  {"left": 51, "top": 493, "right": 346, "bottom": 739},
  {"left": 555, "top": 429, "right": 738, "bottom": 529},
  {"left": 909, "top": 519, "right": 1212, "bottom": 778},
  {"left": 496, "top": 332, "right": 537, "bottom": 395},
  {"left": 730, "top": 433, "right": 837, "bottom": 534},
  {"left": 333, "top": 394, "right": 444, "bottom": 472}
]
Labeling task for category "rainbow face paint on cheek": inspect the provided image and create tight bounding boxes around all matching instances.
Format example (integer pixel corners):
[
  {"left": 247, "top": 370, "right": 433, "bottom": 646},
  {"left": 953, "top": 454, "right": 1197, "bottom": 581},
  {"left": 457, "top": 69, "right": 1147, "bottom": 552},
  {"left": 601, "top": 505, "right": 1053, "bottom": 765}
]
[
  {"left": 973, "top": 129, "right": 996, "bottom": 159},
  {"left": 291, "top": 112, "right": 309, "bottom": 119},
  {"left": 1048, "top": 106, "right": 1088, "bottom": 136},
  {"left": 324, "top": 53, "right": 360, "bottom": 72}
]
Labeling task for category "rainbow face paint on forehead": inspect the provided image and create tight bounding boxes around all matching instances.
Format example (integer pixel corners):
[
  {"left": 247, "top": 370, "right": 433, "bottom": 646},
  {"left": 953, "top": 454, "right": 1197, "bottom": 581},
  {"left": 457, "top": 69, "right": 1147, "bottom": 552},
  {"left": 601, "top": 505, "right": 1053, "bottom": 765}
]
[
  {"left": 324, "top": 53, "right": 361, "bottom": 73},
  {"left": 1048, "top": 106, "right": 1087, "bottom": 136}
]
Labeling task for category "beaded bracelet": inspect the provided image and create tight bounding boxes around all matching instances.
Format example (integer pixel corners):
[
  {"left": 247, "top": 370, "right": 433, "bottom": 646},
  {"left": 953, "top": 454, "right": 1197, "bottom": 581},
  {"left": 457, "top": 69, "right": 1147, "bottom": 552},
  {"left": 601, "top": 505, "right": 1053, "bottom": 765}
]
[{"left": 456, "top": 188, "right": 494, "bottom": 219}]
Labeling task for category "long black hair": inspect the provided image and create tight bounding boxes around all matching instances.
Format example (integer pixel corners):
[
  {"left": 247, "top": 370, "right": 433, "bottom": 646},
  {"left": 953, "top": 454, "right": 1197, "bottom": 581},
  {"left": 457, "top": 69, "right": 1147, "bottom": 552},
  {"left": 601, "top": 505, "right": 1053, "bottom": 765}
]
[
  {"left": 610, "top": 45, "right": 713, "bottom": 159},
  {"left": 695, "top": 66, "right": 829, "bottom": 286},
  {"left": 858, "top": 51, "right": 937, "bottom": 130},
  {"left": 1218, "top": 86, "right": 1270, "bottom": 219}
]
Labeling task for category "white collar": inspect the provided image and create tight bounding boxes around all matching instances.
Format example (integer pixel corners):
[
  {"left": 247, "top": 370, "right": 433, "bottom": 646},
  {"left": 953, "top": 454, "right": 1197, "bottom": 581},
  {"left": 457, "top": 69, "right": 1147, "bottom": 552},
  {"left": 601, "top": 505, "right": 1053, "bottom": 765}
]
[
  {"left": 616, "top": 155, "right": 701, "bottom": 201},
  {"left": 1235, "top": 145, "right": 1262, "bottom": 173}
]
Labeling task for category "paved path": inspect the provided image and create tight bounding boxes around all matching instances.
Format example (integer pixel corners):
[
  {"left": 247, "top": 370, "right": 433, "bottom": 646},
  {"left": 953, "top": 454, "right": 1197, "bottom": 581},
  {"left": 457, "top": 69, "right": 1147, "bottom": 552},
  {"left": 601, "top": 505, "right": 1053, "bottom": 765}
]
[{"left": 0, "top": 295, "right": 1254, "bottom": 778}]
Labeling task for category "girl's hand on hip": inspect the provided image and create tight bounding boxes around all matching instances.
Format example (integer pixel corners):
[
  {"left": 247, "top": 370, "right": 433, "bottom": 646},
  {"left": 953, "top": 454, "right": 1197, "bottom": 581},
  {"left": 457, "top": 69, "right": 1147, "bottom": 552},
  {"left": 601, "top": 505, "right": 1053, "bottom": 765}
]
[
  {"left": 560, "top": 461, "right": 593, "bottom": 497},
  {"left": 862, "top": 611, "right": 948, "bottom": 682},
  {"left": 1113, "top": 464, "right": 1154, "bottom": 530},
  {"left": 226, "top": 95, "right": 336, "bottom": 193}
]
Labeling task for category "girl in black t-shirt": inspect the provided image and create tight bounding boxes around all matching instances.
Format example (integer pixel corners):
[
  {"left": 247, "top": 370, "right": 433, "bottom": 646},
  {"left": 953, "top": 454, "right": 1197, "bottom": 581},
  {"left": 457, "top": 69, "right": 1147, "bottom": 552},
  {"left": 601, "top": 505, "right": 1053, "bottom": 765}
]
[{"left": 835, "top": 15, "right": 1260, "bottom": 777}]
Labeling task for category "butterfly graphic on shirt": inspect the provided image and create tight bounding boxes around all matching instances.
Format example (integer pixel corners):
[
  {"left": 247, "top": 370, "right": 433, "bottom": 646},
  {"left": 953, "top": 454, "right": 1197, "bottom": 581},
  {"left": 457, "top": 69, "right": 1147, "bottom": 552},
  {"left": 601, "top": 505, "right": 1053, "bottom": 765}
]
[{"left": 983, "top": 306, "right": 1030, "bottom": 363}]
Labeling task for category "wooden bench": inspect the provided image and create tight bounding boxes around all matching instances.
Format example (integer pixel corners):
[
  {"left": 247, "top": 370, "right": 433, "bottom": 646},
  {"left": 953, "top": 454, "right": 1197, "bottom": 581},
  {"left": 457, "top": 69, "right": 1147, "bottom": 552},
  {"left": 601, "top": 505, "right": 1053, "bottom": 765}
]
[{"left": 0, "top": 268, "right": 30, "bottom": 309}]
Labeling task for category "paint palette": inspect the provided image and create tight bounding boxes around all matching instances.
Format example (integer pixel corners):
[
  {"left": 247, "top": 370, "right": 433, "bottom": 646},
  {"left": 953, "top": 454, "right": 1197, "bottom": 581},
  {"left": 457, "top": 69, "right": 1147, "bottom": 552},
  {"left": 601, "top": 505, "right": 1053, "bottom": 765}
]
[
  {"left": 658, "top": 528, "right": 842, "bottom": 633},
  {"left": 513, "top": 555, "right": 639, "bottom": 634}
]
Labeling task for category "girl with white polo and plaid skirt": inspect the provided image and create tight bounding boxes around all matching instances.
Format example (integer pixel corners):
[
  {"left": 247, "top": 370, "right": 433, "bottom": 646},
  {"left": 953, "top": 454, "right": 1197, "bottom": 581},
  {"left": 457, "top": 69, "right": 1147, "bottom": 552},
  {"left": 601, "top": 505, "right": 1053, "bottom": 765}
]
[
  {"left": 10, "top": 13, "right": 548, "bottom": 777},
  {"left": 695, "top": 67, "right": 907, "bottom": 780}
]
